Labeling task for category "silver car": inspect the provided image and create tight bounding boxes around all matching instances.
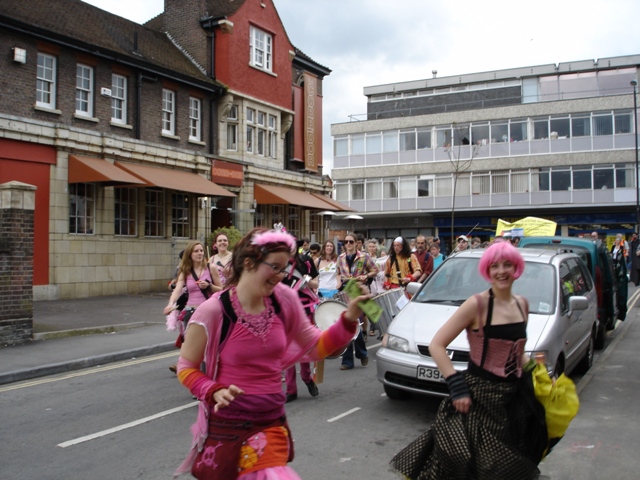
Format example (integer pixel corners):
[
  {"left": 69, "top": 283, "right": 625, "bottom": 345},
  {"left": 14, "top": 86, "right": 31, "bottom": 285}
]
[{"left": 376, "top": 248, "right": 597, "bottom": 400}]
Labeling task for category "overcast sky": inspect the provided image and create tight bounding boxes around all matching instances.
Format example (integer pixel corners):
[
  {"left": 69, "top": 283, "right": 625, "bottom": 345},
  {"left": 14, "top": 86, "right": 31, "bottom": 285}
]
[{"left": 84, "top": 0, "right": 640, "bottom": 171}]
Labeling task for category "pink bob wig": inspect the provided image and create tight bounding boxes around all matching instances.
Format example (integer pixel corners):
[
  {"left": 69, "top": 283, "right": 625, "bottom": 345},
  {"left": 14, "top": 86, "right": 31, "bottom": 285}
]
[{"left": 478, "top": 241, "right": 525, "bottom": 282}]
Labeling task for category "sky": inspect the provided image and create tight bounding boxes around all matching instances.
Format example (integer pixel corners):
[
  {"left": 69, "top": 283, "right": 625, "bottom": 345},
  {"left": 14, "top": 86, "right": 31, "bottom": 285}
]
[{"left": 83, "top": 0, "right": 640, "bottom": 172}]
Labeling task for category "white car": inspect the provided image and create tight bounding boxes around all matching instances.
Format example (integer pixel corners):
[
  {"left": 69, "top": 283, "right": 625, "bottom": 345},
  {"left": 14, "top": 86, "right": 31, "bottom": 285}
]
[{"left": 376, "top": 248, "right": 597, "bottom": 400}]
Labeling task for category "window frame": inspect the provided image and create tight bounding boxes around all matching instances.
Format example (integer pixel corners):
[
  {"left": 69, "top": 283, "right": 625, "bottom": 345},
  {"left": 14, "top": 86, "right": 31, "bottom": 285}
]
[
  {"left": 114, "top": 187, "right": 137, "bottom": 236},
  {"left": 162, "top": 89, "right": 176, "bottom": 135},
  {"left": 189, "top": 97, "right": 202, "bottom": 142},
  {"left": 145, "top": 189, "right": 165, "bottom": 237},
  {"left": 250, "top": 26, "right": 273, "bottom": 72},
  {"left": 111, "top": 73, "right": 127, "bottom": 124},
  {"left": 75, "top": 63, "right": 94, "bottom": 117},
  {"left": 227, "top": 105, "right": 238, "bottom": 151},
  {"left": 69, "top": 183, "right": 95, "bottom": 235},
  {"left": 36, "top": 52, "right": 56, "bottom": 109},
  {"left": 172, "top": 193, "right": 190, "bottom": 238}
]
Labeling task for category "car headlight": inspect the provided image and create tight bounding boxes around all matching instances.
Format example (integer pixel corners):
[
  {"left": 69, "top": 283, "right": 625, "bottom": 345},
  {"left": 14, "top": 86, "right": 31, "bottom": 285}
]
[{"left": 386, "top": 334, "right": 410, "bottom": 353}]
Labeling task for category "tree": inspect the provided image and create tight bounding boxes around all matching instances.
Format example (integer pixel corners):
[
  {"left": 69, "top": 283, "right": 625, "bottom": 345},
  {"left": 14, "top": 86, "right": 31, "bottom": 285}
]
[{"left": 445, "top": 124, "right": 481, "bottom": 252}]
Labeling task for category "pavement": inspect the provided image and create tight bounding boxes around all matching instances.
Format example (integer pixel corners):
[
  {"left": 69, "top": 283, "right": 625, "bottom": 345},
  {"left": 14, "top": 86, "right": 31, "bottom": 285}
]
[{"left": 0, "top": 290, "right": 638, "bottom": 478}]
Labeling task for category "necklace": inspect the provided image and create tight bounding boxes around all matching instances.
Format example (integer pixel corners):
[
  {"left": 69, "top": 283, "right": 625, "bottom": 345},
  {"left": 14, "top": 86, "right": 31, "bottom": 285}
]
[{"left": 230, "top": 287, "right": 275, "bottom": 346}]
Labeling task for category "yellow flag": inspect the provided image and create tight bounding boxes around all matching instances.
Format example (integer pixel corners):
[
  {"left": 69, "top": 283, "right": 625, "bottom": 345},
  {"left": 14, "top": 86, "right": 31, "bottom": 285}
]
[{"left": 496, "top": 217, "right": 557, "bottom": 237}]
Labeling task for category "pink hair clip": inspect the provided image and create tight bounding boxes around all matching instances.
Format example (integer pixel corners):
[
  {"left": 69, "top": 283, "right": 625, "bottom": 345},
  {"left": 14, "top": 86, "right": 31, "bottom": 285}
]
[{"left": 251, "top": 230, "right": 297, "bottom": 254}]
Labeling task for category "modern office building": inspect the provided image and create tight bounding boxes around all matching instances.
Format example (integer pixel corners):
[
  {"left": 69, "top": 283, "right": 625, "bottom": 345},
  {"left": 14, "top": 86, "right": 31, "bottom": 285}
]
[{"left": 330, "top": 55, "right": 640, "bottom": 247}]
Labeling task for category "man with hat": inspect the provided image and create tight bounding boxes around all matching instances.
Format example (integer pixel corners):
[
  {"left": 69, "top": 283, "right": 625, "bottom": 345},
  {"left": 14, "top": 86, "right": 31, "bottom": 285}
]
[{"left": 454, "top": 235, "right": 470, "bottom": 253}]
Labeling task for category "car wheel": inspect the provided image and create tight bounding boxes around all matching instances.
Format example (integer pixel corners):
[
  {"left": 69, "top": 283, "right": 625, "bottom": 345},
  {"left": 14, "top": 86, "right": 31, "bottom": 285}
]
[
  {"left": 384, "top": 384, "right": 412, "bottom": 400},
  {"left": 576, "top": 329, "right": 595, "bottom": 374},
  {"left": 553, "top": 357, "right": 565, "bottom": 378}
]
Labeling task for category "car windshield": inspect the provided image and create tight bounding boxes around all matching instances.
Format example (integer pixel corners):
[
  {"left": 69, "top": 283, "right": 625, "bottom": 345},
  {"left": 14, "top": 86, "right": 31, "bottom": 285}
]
[
  {"left": 522, "top": 243, "right": 592, "bottom": 273},
  {"left": 413, "top": 257, "right": 556, "bottom": 314}
]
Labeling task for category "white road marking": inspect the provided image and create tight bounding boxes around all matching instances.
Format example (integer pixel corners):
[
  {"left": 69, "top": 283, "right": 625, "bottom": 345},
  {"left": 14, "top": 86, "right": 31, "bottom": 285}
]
[
  {"left": 57, "top": 401, "right": 198, "bottom": 448},
  {"left": 327, "top": 407, "right": 361, "bottom": 423}
]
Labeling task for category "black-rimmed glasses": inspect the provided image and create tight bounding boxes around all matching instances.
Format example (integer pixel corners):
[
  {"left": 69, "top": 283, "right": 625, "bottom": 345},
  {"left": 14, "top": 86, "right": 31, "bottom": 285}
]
[
  {"left": 345, "top": 239, "right": 356, "bottom": 244},
  {"left": 261, "top": 261, "right": 289, "bottom": 275}
]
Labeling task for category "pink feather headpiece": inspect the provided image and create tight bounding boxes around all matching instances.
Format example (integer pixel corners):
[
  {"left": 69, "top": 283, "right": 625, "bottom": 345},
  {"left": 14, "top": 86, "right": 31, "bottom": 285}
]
[{"left": 251, "top": 230, "right": 297, "bottom": 254}]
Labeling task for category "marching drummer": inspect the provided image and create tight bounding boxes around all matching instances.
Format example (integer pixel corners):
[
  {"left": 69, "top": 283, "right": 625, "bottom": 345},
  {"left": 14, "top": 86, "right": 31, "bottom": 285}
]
[
  {"left": 337, "top": 232, "right": 378, "bottom": 370},
  {"left": 384, "top": 237, "right": 422, "bottom": 289}
]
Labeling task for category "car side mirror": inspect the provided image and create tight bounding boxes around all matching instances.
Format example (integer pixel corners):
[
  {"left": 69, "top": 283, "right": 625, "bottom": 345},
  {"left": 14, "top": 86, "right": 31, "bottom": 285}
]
[
  {"left": 406, "top": 282, "right": 422, "bottom": 296},
  {"left": 568, "top": 296, "right": 589, "bottom": 312}
]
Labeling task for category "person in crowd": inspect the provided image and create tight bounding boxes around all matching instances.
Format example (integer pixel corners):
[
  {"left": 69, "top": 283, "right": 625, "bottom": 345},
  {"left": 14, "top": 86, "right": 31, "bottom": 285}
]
[
  {"left": 211, "top": 232, "right": 233, "bottom": 287},
  {"left": 355, "top": 233, "right": 366, "bottom": 253},
  {"left": 337, "top": 232, "right": 378, "bottom": 370},
  {"left": 471, "top": 236, "right": 482, "bottom": 249},
  {"left": 308, "top": 242, "right": 321, "bottom": 261},
  {"left": 414, "top": 234, "right": 434, "bottom": 283},
  {"left": 432, "top": 236, "right": 447, "bottom": 257},
  {"left": 174, "top": 227, "right": 369, "bottom": 479},
  {"left": 429, "top": 242, "right": 445, "bottom": 271},
  {"left": 630, "top": 232, "right": 640, "bottom": 285},
  {"left": 282, "top": 240, "right": 320, "bottom": 403},
  {"left": 366, "top": 239, "right": 379, "bottom": 259},
  {"left": 164, "top": 241, "right": 223, "bottom": 373},
  {"left": 391, "top": 241, "right": 546, "bottom": 479},
  {"left": 410, "top": 238, "right": 417, "bottom": 252},
  {"left": 590, "top": 231, "right": 599, "bottom": 241},
  {"left": 297, "top": 237, "right": 310, "bottom": 255},
  {"left": 612, "top": 234, "right": 629, "bottom": 320},
  {"left": 384, "top": 236, "right": 421, "bottom": 289},
  {"left": 453, "top": 235, "right": 470, "bottom": 253},
  {"left": 316, "top": 240, "right": 341, "bottom": 299}
]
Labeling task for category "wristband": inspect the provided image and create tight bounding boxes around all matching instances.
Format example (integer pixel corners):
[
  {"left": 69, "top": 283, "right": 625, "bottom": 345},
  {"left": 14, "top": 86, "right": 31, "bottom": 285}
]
[
  {"left": 204, "top": 383, "right": 230, "bottom": 405},
  {"left": 445, "top": 371, "right": 470, "bottom": 401}
]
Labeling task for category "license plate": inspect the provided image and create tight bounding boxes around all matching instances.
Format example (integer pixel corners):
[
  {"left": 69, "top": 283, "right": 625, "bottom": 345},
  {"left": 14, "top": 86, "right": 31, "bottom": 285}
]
[{"left": 417, "top": 366, "right": 445, "bottom": 382}]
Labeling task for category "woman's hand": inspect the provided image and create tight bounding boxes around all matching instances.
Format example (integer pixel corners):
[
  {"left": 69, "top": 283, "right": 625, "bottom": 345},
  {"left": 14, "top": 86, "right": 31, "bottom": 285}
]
[
  {"left": 452, "top": 396, "right": 472, "bottom": 414},
  {"left": 163, "top": 304, "right": 174, "bottom": 316},
  {"left": 212, "top": 385, "right": 245, "bottom": 412}
]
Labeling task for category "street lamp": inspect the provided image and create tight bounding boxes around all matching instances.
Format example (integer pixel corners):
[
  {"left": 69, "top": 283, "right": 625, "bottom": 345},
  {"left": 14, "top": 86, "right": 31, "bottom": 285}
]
[{"left": 632, "top": 80, "right": 640, "bottom": 231}]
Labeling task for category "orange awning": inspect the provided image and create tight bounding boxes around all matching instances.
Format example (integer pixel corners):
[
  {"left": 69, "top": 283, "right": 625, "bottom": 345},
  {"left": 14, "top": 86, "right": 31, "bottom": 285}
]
[
  {"left": 310, "top": 193, "right": 355, "bottom": 212},
  {"left": 68, "top": 155, "right": 146, "bottom": 186},
  {"left": 115, "top": 162, "right": 236, "bottom": 197},
  {"left": 254, "top": 184, "right": 339, "bottom": 210}
]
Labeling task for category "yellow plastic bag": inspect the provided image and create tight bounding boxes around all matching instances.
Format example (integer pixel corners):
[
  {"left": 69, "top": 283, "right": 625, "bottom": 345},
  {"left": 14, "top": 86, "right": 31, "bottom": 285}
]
[{"left": 531, "top": 363, "right": 580, "bottom": 440}]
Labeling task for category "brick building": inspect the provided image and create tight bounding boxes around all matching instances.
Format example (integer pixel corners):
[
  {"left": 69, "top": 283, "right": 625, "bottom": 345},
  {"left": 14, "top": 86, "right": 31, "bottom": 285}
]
[{"left": 0, "top": 0, "right": 343, "bottom": 300}]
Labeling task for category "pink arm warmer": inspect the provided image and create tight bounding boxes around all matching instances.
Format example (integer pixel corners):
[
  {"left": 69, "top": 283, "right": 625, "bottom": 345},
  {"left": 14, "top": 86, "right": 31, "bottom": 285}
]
[{"left": 176, "top": 356, "right": 227, "bottom": 402}]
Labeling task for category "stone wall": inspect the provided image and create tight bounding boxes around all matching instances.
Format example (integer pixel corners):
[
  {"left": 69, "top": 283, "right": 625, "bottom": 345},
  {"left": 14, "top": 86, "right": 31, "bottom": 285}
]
[{"left": 0, "top": 181, "right": 35, "bottom": 346}]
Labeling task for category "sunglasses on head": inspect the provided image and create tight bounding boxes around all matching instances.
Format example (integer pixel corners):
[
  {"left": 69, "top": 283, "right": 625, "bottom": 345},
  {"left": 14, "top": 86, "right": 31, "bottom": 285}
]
[{"left": 345, "top": 239, "right": 356, "bottom": 244}]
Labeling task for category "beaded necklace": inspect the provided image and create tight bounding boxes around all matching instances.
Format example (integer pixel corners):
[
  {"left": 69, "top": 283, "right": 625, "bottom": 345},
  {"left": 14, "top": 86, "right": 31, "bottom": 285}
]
[{"left": 229, "top": 287, "right": 275, "bottom": 346}]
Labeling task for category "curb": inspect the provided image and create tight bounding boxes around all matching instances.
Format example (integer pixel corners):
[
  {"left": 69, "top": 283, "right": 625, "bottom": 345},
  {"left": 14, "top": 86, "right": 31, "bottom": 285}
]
[
  {"left": 0, "top": 342, "right": 175, "bottom": 386},
  {"left": 32, "top": 321, "right": 160, "bottom": 341}
]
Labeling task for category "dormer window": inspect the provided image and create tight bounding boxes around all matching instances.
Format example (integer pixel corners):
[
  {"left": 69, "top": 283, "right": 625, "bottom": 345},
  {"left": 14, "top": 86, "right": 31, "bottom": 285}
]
[{"left": 250, "top": 26, "right": 272, "bottom": 72}]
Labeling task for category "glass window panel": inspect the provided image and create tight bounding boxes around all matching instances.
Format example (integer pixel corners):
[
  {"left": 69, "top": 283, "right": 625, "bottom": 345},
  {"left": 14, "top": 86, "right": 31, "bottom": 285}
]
[
  {"left": 384, "top": 179, "right": 398, "bottom": 198},
  {"left": 351, "top": 135, "right": 364, "bottom": 155},
  {"left": 615, "top": 164, "right": 634, "bottom": 188},
  {"left": 491, "top": 123, "right": 509, "bottom": 143},
  {"left": 434, "top": 176, "right": 452, "bottom": 196},
  {"left": 511, "top": 172, "right": 529, "bottom": 192},
  {"left": 399, "top": 178, "right": 416, "bottom": 198},
  {"left": 593, "top": 114, "right": 613, "bottom": 136},
  {"left": 471, "top": 123, "right": 490, "bottom": 146},
  {"left": 456, "top": 174, "right": 470, "bottom": 195},
  {"left": 334, "top": 137, "right": 348, "bottom": 157},
  {"left": 550, "top": 117, "right": 570, "bottom": 138},
  {"left": 492, "top": 173, "right": 509, "bottom": 193},
  {"left": 533, "top": 118, "right": 549, "bottom": 139},
  {"left": 551, "top": 170, "right": 571, "bottom": 190},
  {"left": 453, "top": 125, "right": 470, "bottom": 146},
  {"left": 351, "top": 182, "right": 364, "bottom": 200},
  {"left": 510, "top": 120, "right": 528, "bottom": 141},
  {"left": 594, "top": 168, "right": 614, "bottom": 189},
  {"left": 615, "top": 111, "right": 632, "bottom": 134},
  {"left": 533, "top": 169, "right": 550, "bottom": 191},
  {"left": 335, "top": 183, "right": 348, "bottom": 201},
  {"left": 399, "top": 130, "right": 416, "bottom": 151},
  {"left": 436, "top": 127, "right": 452, "bottom": 148},
  {"left": 417, "top": 178, "right": 432, "bottom": 197},
  {"left": 383, "top": 130, "right": 398, "bottom": 153},
  {"left": 366, "top": 134, "right": 382, "bottom": 154},
  {"left": 571, "top": 115, "right": 591, "bottom": 137},
  {"left": 572, "top": 168, "right": 592, "bottom": 189},
  {"left": 472, "top": 175, "right": 490, "bottom": 194},
  {"left": 417, "top": 128, "right": 432, "bottom": 149},
  {"left": 366, "top": 180, "right": 382, "bottom": 200}
]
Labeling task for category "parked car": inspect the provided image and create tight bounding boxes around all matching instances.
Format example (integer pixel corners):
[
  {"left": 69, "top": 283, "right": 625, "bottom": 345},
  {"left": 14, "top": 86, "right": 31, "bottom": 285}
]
[
  {"left": 518, "top": 236, "right": 620, "bottom": 349},
  {"left": 376, "top": 248, "right": 597, "bottom": 400}
]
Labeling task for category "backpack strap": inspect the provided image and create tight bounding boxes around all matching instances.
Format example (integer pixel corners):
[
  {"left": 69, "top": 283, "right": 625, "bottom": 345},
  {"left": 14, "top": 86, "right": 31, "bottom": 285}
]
[
  {"left": 191, "top": 268, "right": 211, "bottom": 300},
  {"left": 480, "top": 288, "right": 494, "bottom": 369},
  {"left": 218, "top": 289, "right": 282, "bottom": 345}
]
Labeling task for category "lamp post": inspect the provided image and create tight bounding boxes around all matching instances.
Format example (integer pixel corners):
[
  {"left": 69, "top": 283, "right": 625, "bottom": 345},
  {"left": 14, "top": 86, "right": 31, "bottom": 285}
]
[{"left": 632, "top": 80, "right": 640, "bottom": 231}]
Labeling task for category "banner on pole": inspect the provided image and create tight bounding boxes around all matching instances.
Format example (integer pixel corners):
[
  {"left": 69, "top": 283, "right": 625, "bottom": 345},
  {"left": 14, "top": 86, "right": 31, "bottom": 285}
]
[{"left": 496, "top": 217, "right": 557, "bottom": 237}]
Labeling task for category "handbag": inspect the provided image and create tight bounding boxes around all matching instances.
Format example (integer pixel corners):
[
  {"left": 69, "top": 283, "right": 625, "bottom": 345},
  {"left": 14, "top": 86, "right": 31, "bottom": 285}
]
[{"left": 531, "top": 362, "right": 580, "bottom": 455}]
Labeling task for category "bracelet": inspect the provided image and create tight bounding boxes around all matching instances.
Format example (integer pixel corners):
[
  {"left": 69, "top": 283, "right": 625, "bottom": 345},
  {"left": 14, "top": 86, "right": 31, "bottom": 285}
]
[{"left": 445, "top": 371, "right": 470, "bottom": 401}]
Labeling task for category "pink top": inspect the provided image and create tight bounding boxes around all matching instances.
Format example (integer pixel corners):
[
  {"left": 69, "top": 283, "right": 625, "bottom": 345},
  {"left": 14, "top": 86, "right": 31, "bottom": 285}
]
[{"left": 184, "top": 266, "right": 213, "bottom": 307}]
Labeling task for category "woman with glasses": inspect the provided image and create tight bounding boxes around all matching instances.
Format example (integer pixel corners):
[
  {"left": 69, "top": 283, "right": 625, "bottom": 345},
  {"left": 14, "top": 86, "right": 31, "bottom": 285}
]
[
  {"left": 174, "top": 227, "right": 369, "bottom": 479},
  {"left": 337, "top": 232, "right": 378, "bottom": 370}
]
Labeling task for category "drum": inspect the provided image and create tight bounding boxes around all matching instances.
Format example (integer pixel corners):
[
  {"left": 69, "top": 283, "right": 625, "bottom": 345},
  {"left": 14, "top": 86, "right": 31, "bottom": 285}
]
[
  {"left": 372, "top": 288, "right": 405, "bottom": 334},
  {"left": 313, "top": 299, "right": 360, "bottom": 359}
]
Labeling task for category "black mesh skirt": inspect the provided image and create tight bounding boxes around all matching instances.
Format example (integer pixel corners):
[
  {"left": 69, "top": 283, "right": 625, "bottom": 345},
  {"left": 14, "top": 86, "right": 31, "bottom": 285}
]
[{"left": 390, "top": 371, "right": 546, "bottom": 480}]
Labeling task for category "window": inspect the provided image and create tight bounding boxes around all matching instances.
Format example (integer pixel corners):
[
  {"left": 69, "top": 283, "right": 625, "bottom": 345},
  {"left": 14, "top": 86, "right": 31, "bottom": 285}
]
[
  {"left": 383, "top": 130, "right": 399, "bottom": 153},
  {"left": 162, "top": 89, "right": 176, "bottom": 135},
  {"left": 510, "top": 119, "right": 528, "bottom": 141},
  {"left": 593, "top": 113, "right": 613, "bottom": 136},
  {"left": 351, "top": 182, "right": 364, "bottom": 200},
  {"left": 471, "top": 123, "right": 490, "bottom": 145},
  {"left": 145, "top": 189, "right": 165, "bottom": 237},
  {"left": 615, "top": 111, "right": 632, "bottom": 134},
  {"left": 533, "top": 118, "right": 549, "bottom": 139},
  {"left": 351, "top": 135, "right": 365, "bottom": 155},
  {"left": 571, "top": 115, "right": 591, "bottom": 137},
  {"left": 550, "top": 117, "right": 570, "bottom": 138},
  {"left": 417, "top": 128, "right": 432, "bottom": 149},
  {"left": 572, "top": 167, "right": 592, "bottom": 190},
  {"left": 287, "top": 205, "right": 300, "bottom": 238},
  {"left": 76, "top": 64, "right": 94, "bottom": 116},
  {"left": 227, "top": 105, "right": 238, "bottom": 150},
  {"left": 257, "top": 111, "right": 266, "bottom": 155},
  {"left": 189, "top": 97, "right": 202, "bottom": 141},
  {"left": 491, "top": 122, "right": 508, "bottom": 143},
  {"left": 69, "top": 183, "right": 95, "bottom": 235},
  {"left": 172, "top": 194, "right": 190, "bottom": 238},
  {"left": 335, "top": 183, "right": 349, "bottom": 201},
  {"left": 399, "top": 178, "right": 416, "bottom": 198},
  {"left": 366, "top": 133, "right": 382, "bottom": 154},
  {"left": 418, "top": 177, "right": 433, "bottom": 197},
  {"left": 37, "top": 53, "right": 56, "bottom": 109},
  {"left": 250, "top": 26, "right": 272, "bottom": 72},
  {"left": 366, "top": 179, "right": 382, "bottom": 200},
  {"left": 434, "top": 175, "right": 452, "bottom": 196},
  {"left": 268, "top": 114, "right": 277, "bottom": 158},
  {"left": 436, "top": 126, "right": 452, "bottom": 147},
  {"left": 399, "top": 130, "right": 416, "bottom": 151},
  {"left": 246, "top": 108, "right": 255, "bottom": 153},
  {"left": 492, "top": 172, "right": 509, "bottom": 193},
  {"left": 114, "top": 188, "right": 137, "bottom": 236},
  {"left": 111, "top": 74, "right": 127, "bottom": 124},
  {"left": 383, "top": 179, "right": 398, "bottom": 198},
  {"left": 334, "top": 137, "right": 348, "bottom": 156}
]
